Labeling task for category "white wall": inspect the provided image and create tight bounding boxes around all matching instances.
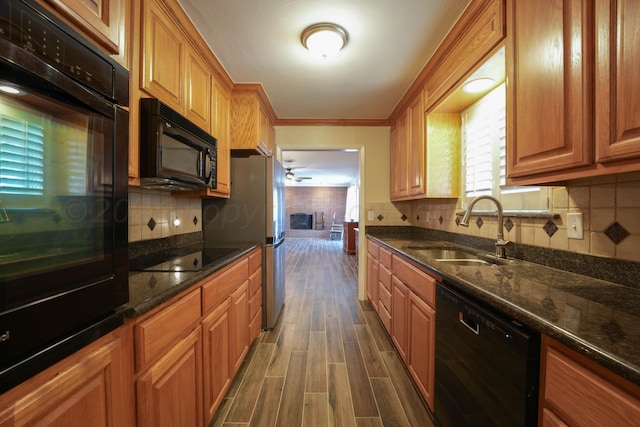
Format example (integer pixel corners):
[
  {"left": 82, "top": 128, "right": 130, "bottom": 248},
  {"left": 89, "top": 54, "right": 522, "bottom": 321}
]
[{"left": 275, "top": 125, "right": 390, "bottom": 298}]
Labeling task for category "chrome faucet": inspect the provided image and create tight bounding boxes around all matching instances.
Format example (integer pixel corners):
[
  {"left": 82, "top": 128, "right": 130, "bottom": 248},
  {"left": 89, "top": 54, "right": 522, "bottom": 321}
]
[{"left": 460, "top": 195, "right": 509, "bottom": 258}]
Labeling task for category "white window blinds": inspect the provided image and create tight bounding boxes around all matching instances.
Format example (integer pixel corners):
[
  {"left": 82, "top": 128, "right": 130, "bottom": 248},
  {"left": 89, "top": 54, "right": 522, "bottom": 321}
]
[
  {"left": 0, "top": 116, "right": 44, "bottom": 195},
  {"left": 463, "top": 83, "right": 505, "bottom": 197},
  {"left": 462, "top": 83, "right": 549, "bottom": 211}
]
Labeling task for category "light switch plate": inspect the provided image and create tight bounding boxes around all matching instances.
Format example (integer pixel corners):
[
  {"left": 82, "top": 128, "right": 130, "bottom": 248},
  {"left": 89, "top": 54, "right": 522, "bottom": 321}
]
[
  {"left": 567, "top": 212, "right": 584, "bottom": 239},
  {"left": 367, "top": 210, "right": 374, "bottom": 221}
]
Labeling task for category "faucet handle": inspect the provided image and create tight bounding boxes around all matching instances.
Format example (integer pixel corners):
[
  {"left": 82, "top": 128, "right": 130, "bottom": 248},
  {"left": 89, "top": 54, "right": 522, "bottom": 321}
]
[{"left": 494, "top": 238, "right": 510, "bottom": 258}]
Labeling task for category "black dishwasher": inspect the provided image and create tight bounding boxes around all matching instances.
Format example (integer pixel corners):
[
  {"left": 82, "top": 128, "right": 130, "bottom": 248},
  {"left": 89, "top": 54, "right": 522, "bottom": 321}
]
[{"left": 435, "top": 283, "right": 540, "bottom": 427}]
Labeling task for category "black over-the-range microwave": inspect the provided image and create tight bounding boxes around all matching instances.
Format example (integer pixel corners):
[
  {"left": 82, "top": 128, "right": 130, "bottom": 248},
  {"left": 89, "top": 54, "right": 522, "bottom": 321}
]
[{"left": 139, "top": 98, "right": 218, "bottom": 191}]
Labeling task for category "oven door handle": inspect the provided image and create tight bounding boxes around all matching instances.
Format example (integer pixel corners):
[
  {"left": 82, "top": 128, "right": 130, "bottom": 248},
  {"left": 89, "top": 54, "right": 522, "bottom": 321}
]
[{"left": 459, "top": 312, "right": 480, "bottom": 335}]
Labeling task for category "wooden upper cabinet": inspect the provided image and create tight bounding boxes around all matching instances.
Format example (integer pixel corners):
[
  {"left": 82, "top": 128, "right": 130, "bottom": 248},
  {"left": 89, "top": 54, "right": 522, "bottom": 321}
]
[
  {"left": 595, "top": 0, "right": 640, "bottom": 164},
  {"left": 390, "top": 112, "right": 408, "bottom": 199},
  {"left": 185, "top": 48, "right": 212, "bottom": 132},
  {"left": 506, "top": 0, "right": 592, "bottom": 179},
  {"left": 209, "top": 80, "right": 231, "bottom": 198},
  {"left": 407, "top": 92, "right": 426, "bottom": 197},
  {"left": 41, "top": 0, "right": 127, "bottom": 65},
  {"left": 141, "top": 0, "right": 184, "bottom": 112},
  {"left": 506, "top": 0, "right": 640, "bottom": 184},
  {"left": 230, "top": 85, "right": 276, "bottom": 155}
]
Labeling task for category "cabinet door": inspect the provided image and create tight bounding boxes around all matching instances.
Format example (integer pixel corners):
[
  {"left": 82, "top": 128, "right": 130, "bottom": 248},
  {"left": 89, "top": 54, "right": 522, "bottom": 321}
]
[
  {"left": 595, "top": 0, "right": 640, "bottom": 163},
  {"left": 407, "top": 92, "right": 426, "bottom": 197},
  {"left": 506, "top": 0, "right": 592, "bottom": 178},
  {"left": 407, "top": 292, "right": 436, "bottom": 411},
  {"left": 543, "top": 343, "right": 640, "bottom": 427},
  {"left": 202, "top": 298, "right": 231, "bottom": 421},
  {"left": 137, "top": 326, "right": 204, "bottom": 427},
  {"left": 366, "top": 252, "right": 379, "bottom": 311},
  {"left": 258, "top": 107, "right": 272, "bottom": 155},
  {"left": 210, "top": 80, "right": 231, "bottom": 197},
  {"left": 391, "top": 277, "right": 409, "bottom": 362},
  {"left": 0, "top": 336, "right": 128, "bottom": 427},
  {"left": 390, "top": 113, "right": 408, "bottom": 199},
  {"left": 141, "top": 0, "right": 184, "bottom": 111},
  {"left": 229, "top": 282, "right": 249, "bottom": 375},
  {"left": 185, "top": 48, "right": 211, "bottom": 132}
]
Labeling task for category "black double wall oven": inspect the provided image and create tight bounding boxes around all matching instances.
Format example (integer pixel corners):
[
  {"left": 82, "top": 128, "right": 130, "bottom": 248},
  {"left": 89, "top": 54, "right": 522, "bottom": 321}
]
[{"left": 0, "top": 0, "right": 129, "bottom": 392}]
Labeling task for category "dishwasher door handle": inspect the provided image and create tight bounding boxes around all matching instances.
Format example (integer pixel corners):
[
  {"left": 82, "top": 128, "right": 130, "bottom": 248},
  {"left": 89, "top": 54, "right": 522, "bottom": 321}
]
[{"left": 459, "top": 312, "right": 480, "bottom": 335}]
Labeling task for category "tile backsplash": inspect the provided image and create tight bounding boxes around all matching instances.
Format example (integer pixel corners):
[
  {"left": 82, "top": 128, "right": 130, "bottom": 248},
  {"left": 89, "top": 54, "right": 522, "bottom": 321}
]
[
  {"left": 128, "top": 187, "right": 202, "bottom": 243},
  {"left": 365, "top": 173, "right": 640, "bottom": 263}
]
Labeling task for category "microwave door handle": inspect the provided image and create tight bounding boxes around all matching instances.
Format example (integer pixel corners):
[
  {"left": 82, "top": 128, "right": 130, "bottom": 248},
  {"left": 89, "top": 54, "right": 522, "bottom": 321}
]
[
  {"left": 197, "top": 150, "right": 203, "bottom": 178},
  {"left": 204, "top": 150, "right": 213, "bottom": 183}
]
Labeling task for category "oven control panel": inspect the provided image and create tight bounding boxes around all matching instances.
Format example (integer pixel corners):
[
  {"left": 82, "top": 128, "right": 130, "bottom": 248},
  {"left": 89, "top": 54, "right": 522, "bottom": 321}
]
[{"left": 0, "top": 0, "right": 114, "bottom": 99}]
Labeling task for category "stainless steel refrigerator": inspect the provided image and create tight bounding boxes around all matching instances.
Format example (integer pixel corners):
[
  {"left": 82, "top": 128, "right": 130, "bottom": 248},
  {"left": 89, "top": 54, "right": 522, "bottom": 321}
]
[{"left": 202, "top": 156, "right": 286, "bottom": 329}]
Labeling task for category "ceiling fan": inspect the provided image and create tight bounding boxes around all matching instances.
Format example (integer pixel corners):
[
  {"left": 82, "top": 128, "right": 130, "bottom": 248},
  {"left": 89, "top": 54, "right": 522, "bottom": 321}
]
[{"left": 285, "top": 168, "right": 312, "bottom": 182}]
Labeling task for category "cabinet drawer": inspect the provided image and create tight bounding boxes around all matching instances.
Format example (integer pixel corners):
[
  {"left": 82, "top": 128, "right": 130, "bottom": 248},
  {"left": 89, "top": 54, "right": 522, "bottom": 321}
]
[
  {"left": 379, "top": 247, "right": 392, "bottom": 269},
  {"left": 202, "top": 258, "right": 249, "bottom": 313},
  {"left": 367, "top": 240, "right": 379, "bottom": 258},
  {"left": 545, "top": 346, "right": 640, "bottom": 427},
  {"left": 379, "top": 265, "right": 392, "bottom": 291},
  {"left": 135, "top": 288, "right": 201, "bottom": 370},
  {"left": 249, "top": 267, "right": 262, "bottom": 297},
  {"left": 378, "top": 303, "right": 391, "bottom": 333},
  {"left": 379, "top": 284, "right": 391, "bottom": 313},
  {"left": 249, "top": 288, "right": 262, "bottom": 320},
  {"left": 249, "top": 307, "right": 262, "bottom": 340},
  {"left": 249, "top": 248, "right": 262, "bottom": 273},
  {"left": 392, "top": 255, "right": 436, "bottom": 307}
]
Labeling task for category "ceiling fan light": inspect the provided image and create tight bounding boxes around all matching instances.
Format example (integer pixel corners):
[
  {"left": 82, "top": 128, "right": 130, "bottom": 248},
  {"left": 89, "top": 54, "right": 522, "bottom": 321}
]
[{"left": 302, "top": 23, "right": 348, "bottom": 58}]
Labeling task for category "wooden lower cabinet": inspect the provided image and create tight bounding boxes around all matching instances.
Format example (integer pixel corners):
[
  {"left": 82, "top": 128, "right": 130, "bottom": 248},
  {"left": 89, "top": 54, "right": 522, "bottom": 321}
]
[
  {"left": 136, "top": 326, "right": 204, "bottom": 427},
  {"left": 366, "top": 238, "right": 438, "bottom": 412},
  {"left": 133, "top": 247, "right": 260, "bottom": 426},
  {"left": 540, "top": 336, "right": 640, "bottom": 427},
  {"left": 0, "top": 330, "right": 132, "bottom": 427},
  {"left": 407, "top": 292, "right": 436, "bottom": 410},
  {"left": 391, "top": 276, "right": 409, "bottom": 362},
  {"left": 202, "top": 298, "right": 231, "bottom": 421},
  {"left": 229, "top": 282, "right": 250, "bottom": 375}
]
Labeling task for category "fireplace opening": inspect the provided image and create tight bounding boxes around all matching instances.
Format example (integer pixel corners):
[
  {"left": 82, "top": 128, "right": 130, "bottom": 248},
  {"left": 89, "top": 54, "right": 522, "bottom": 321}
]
[{"left": 290, "top": 213, "right": 313, "bottom": 229}]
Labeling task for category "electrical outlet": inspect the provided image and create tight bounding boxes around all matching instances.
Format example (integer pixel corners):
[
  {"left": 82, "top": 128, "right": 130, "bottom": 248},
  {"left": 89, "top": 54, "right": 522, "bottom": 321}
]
[
  {"left": 367, "top": 210, "right": 374, "bottom": 221},
  {"left": 567, "top": 213, "right": 583, "bottom": 239}
]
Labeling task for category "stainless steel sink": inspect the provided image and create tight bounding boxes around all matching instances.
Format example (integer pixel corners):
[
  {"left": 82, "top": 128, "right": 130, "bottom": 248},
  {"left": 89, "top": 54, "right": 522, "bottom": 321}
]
[{"left": 405, "top": 245, "right": 506, "bottom": 266}]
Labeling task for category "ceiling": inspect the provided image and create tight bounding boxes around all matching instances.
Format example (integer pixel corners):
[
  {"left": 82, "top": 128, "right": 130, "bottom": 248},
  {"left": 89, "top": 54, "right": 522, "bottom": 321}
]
[
  {"left": 178, "top": 0, "right": 473, "bottom": 185},
  {"left": 281, "top": 150, "right": 359, "bottom": 187}
]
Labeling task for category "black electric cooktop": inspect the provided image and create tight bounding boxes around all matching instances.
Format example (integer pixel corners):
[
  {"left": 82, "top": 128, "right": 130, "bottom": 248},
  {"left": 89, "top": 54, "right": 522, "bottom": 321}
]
[{"left": 129, "top": 245, "right": 241, "bottom": 272}]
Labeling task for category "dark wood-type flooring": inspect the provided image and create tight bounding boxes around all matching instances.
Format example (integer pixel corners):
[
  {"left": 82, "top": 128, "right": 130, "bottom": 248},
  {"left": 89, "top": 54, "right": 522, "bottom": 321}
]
[{"left": 210, "top": 237, "right": 435, "bottom": 426}]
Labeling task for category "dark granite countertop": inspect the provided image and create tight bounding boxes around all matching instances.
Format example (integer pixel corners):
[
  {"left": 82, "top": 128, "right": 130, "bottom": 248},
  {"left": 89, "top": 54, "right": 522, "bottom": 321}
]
[
  {"left": 123, "top": 242, "right": 260, "bottom": 318},
  {"left": 367, "top": 230, "right": 640, "bottom": 387}
]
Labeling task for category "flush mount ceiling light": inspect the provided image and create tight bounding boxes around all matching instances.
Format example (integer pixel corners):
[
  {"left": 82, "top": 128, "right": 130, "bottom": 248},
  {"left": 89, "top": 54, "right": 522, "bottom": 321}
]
[
  {"left": 301, "top": 23, "right": 348, "bottom": 58},
  {"left": 462, "top": 77, "right": 495, "bottom": 94}
]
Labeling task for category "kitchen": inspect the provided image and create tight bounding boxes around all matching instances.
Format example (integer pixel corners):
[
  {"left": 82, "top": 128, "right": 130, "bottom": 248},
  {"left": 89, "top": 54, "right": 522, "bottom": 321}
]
[{"left": 1, "top": 0, "right": 640, "bottom": 426}]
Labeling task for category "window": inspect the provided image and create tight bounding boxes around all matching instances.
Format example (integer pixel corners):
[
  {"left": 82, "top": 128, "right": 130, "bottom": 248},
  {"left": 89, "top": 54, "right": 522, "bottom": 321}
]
[
  {"left": 462, "top": 83, "right": 549, "bottom": 211},
  {"left": 0, "top": 115, "right": 44, "bottom": 195}
]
